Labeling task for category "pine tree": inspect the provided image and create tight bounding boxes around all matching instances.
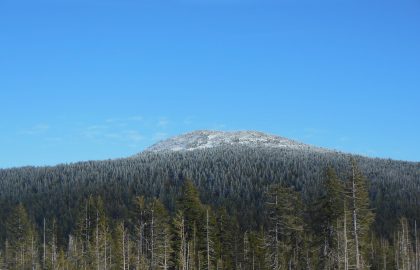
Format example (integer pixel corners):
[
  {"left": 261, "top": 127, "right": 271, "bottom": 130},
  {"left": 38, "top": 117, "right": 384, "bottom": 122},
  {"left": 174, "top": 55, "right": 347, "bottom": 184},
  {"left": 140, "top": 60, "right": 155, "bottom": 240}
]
[
  {"left": 311, "top": 167, "right": 345, "bottom": 269},
  {"left": 215, "top": 207, "right": 236, "bottom": 270},
  {"left": 347, "top": 161, "right": 375, "bottom": 269},
  {"left": 394, "top": 217, "right": 419, "bottom": 270},
  {"left": 203, "top": 206, "right": 216, "bottom": 270},
  {"left": 93, "top": 197, "right": 110, "bottom": 270},
  {"left": 67, "top": 234, "right": 83, "bottom": 270},
  {"left": 265, "top": 185, "right": 306, "bottom": 269},
  {"left": 113, "top": 221, "right": 128, "bottom": 270},
  {"left": 250, "top": 228, "right": 268, "bottom": 270},
  {"left": 148, "top": 198, "right": 173, "bottom": 270},
  {"left": 0, "top": 249, "right": 3, "bottom": 269},
  {"left": 177, "top": 179, "right": 206, "bottom": 268},
  {"left": 74, "top": 196, "right": 97, "bottom": 269},
  {"left": 45, "top": 218, "right": 59, "bottom": 270},
  {"left": 133, "top": 195, "right": 149, "bottom": 269},
  {"left": 243, "top": 231, "right": 251, "bottom": 269},
  {"left": 56, "top": 249, "right": 69, "bottom": 269},
  {"left": 173, "top": 210, "right": 187, "bottom": 270},
  {"left": 5, "top": 203, "right": 38, "bottom": 269},
  {"left": 178, "top": 179, "right": 204, "bottom": 236}
]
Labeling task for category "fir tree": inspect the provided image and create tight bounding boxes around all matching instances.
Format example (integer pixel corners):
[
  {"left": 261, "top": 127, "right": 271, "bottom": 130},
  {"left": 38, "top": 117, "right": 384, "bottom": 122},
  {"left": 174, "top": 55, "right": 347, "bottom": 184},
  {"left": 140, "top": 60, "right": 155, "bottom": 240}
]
[
  {"left": 266, "top": 185, "right": 306, "bottom": 269},
  {"left": 5, "top": 203, "right": 38, "bottom": 269},
  {"left": 345, "top": 160, "right": 375, "bottom": 269},
  {"left": 311, "top": 167, "right": 345, "bottom": 269}
]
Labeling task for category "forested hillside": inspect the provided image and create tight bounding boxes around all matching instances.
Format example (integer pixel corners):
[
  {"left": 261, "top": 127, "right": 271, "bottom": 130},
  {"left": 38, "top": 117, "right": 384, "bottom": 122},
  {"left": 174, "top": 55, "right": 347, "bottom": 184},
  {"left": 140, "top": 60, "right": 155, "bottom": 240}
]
[{"left": 0, "top": 141, "right": 419, "bottom": 269}]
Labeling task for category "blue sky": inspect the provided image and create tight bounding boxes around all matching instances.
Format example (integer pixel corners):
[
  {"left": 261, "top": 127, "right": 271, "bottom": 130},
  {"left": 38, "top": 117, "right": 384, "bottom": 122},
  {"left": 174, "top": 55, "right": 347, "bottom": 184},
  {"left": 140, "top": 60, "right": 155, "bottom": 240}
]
[{"left": 1, "top": 0, "right": 419, "bottom": 168}]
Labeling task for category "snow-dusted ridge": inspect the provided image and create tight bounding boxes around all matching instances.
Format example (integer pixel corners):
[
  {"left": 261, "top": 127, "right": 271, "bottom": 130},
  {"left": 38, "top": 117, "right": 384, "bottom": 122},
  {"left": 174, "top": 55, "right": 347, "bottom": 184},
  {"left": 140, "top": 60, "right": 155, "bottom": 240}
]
[{"left": 144, "top": 130, "right": 330, "bottom": 153}]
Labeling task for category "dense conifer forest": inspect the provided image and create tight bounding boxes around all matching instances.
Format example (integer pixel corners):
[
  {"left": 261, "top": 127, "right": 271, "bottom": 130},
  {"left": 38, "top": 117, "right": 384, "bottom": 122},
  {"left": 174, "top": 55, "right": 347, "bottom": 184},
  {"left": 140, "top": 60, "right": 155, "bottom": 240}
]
[{"left": 0, "top": 146, "right": 419, "bottom": 269}]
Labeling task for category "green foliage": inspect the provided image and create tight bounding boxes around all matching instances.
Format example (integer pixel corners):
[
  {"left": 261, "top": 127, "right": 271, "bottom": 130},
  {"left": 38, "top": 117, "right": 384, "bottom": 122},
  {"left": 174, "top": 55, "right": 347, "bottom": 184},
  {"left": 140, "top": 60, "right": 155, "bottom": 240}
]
[
  {"left": 4, "top": 204, "right": 39, "bottom": 269},
  {"left": 0, "top": 161, "right": 418, "bottom": 269},
  {"left": 0, "top": 146, "right": 418, "bottom": 242},
  {"left": 348, "top": 161, "right": 375, "bottom": 268},
  {"left": 214, "top": 207, "right": 237, "bottom": 270},
  {"left": 309, "top": 167, "right": 345, "bottom": 269},
  {"left": 266, "top": 185, "right": 307, "bottom": 269}
]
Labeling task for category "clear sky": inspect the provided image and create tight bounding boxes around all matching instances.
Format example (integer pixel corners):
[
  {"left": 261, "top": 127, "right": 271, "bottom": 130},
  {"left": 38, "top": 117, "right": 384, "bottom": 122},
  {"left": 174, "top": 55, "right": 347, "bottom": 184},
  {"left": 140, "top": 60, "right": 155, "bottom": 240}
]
[{"left": 1, "top": 0, "right": 419, "bottom": 168}]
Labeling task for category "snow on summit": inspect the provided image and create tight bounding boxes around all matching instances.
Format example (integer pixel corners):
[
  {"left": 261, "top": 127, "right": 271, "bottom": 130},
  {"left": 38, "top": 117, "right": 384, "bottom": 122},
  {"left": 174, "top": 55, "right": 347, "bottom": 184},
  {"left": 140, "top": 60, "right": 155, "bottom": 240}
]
[{"left": 145, "top": 130, "right": 327, "bottom": 152}]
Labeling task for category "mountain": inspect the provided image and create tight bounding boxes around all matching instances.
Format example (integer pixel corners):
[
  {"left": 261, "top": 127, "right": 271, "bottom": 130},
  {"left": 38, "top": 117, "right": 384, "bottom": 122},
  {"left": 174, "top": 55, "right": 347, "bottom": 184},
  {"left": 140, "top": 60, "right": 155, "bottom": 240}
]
[
  {"left": 145, "top": 130, "right": 329, "bottom": 153},
  {"left": 0, "top": 130, "right": 419, "bottom": 243}
]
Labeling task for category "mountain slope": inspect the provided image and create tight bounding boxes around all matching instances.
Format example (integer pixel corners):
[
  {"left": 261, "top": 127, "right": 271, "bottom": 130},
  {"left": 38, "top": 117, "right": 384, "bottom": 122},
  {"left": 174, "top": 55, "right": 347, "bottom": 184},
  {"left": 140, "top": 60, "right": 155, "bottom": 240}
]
[{"left": 0, "top": 130, "right": 419, "bottom": 242}]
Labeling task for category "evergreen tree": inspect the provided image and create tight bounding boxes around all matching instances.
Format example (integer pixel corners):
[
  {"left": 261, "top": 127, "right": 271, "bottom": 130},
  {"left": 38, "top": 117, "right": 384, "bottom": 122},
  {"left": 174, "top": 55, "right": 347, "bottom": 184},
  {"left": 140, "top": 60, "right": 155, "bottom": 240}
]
[
  {"left": 148, "top": 198, "right": 173, "bottom": 270},
  {"left": 0, "top": 249, "right": 4, "bottom": 270},
  {"left": 5, "top": 203, "right": 38, "bottom": 269},
  {"left": 215, "top": 207, "right": 236, "bottom": 270},
  {"left": 45, "top": 218, "right": 58, "bottom": 270},
  {"left": 112, "top": 221, "right": 127, "bottom": 270},
  {"left": 203, "top": 206, "right": 216, "bottom": 270},
  {"left": 93, "top": 197, "right": 110, "bottom": 270},
  {"left": 265, "top": 185, "right": 306, "bottom": 269},
  {"left": 311, "top": 167, "right": 345, "bottom": 269},
  {"left": 132, "top": 195, "right": 149, "bottom": 269},
  {"left": 347, "top": 161, "right": 375, "bottom": 269},
  {"left": 177, "top": 179, "right": 204, "bottom": 236},
  {"left": 177, "top": 179, "right": 206, "bottom": 269},
  {"left": 173, "top": 210, "right": 187, "bottom": 270}
]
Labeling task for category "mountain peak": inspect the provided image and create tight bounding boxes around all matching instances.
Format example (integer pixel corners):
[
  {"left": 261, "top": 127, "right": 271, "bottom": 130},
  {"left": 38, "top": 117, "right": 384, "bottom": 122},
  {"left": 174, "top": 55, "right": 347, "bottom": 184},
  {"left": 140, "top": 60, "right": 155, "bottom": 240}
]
[{"left": 145, "top": 130, "right": 324, "bottom": 153}]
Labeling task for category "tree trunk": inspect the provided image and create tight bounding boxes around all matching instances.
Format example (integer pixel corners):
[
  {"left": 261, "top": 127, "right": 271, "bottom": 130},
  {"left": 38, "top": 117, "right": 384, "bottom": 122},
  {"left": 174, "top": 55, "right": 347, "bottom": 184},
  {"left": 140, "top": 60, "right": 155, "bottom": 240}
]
[
  {"left": 415, "top": 220, "right": 418, "bottom": 270},
  {"left": 43, "top": 218, "right": 46, "bottom": 268},
  {"left": 151, "top": 209, "right": 155, "bottom": 268},
  {"left": 206, "top": 209, "right": 211, "bottom": 270},
  {"left": 344, "top": 201, "right": 348, "bottom": 270},
  {"left": 122, "top": 223, "right": 126, "bottom": 270},
  {"left": 352, "top": 166, "right": 361, "bottom": 270},
  {"left": 96, "top": 211, "right": 99, "bottom": 270}
]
